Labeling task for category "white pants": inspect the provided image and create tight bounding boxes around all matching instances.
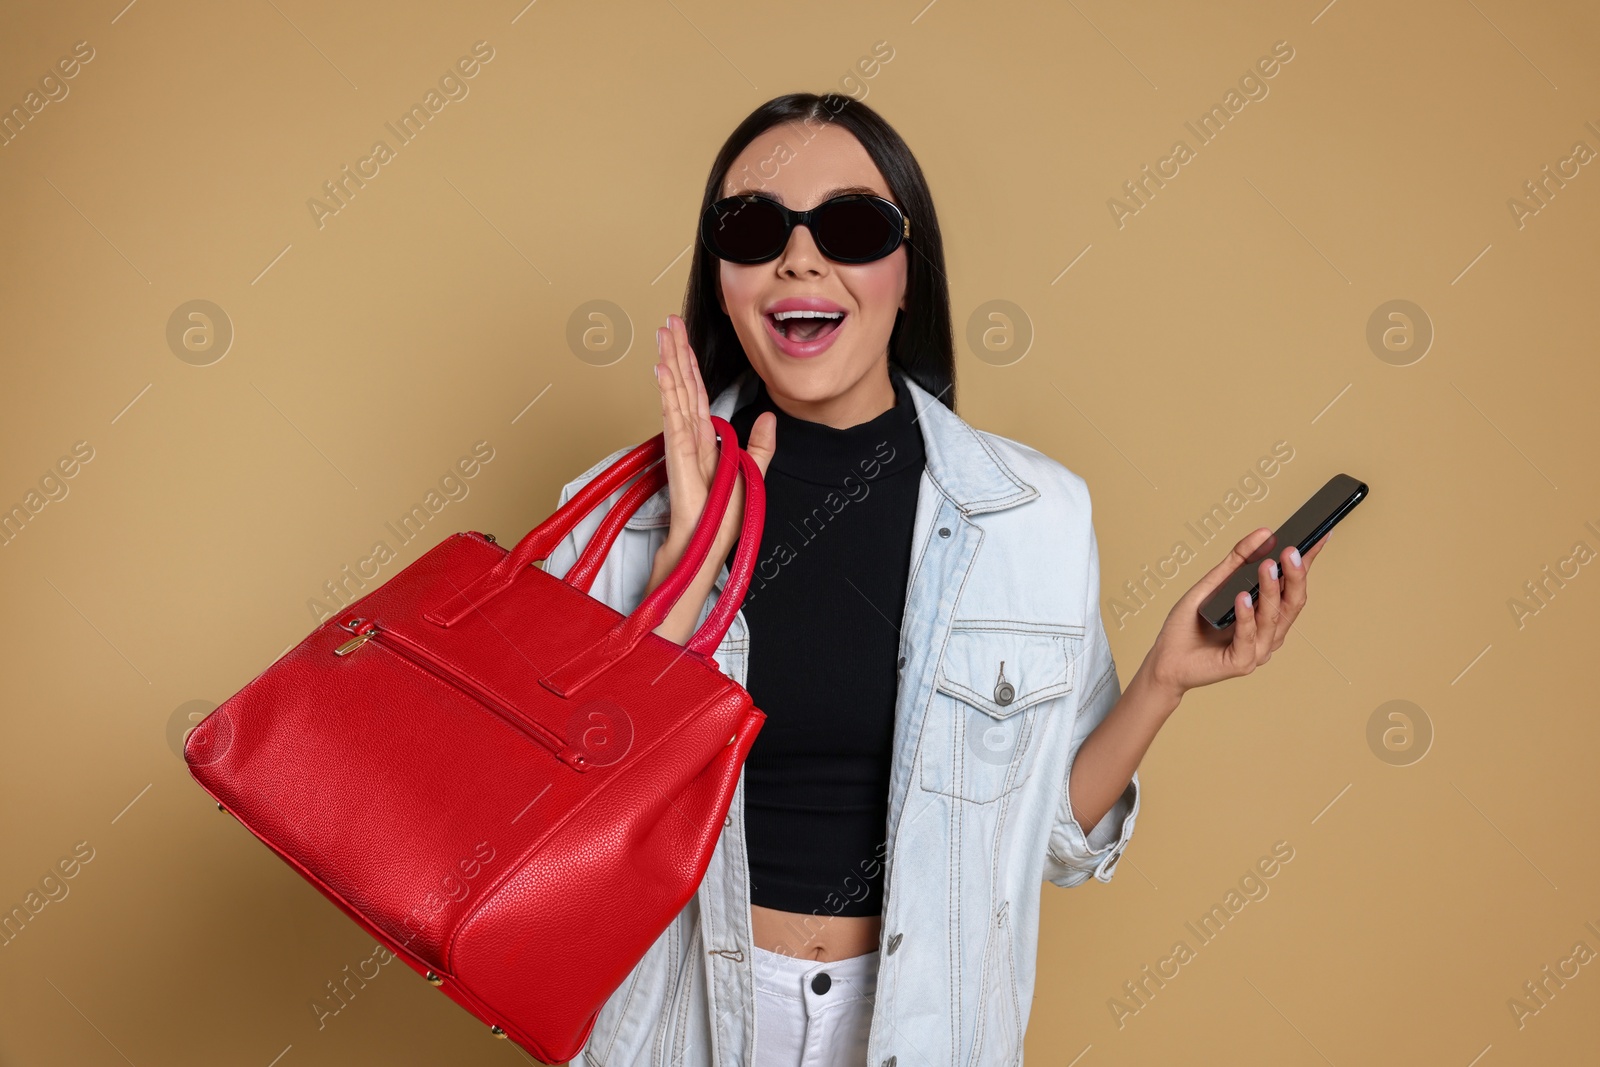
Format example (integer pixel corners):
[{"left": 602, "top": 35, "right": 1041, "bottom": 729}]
[{"left": 752, "top": 944, "right": 879, "bottom": 1067}]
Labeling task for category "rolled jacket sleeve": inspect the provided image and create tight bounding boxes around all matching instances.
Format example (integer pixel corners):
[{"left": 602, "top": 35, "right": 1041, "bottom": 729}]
[{"left": 1044, "top": 519, "right": 1140, "bottom": 889}]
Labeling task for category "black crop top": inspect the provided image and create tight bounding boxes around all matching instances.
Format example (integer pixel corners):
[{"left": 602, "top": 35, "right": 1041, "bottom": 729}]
[{"left": 727, "top": 364, "right": 926, "bottom": 917}]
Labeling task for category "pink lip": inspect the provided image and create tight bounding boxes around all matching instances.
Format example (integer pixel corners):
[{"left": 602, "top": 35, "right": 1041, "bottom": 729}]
[
  {"left": 761, "top": 296, "right": 848, "bottom": 359},
  {"left": 764, "top": 297, "right": 847, "bottom": 315}
]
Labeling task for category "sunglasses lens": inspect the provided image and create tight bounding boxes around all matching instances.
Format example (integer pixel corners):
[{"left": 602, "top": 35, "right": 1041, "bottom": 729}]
[
  {"left": 705, "top": 198, "right": 788, "bottom": 262},
  {"left": 815, "top": 197, "right": 899, "bottom": 262}
]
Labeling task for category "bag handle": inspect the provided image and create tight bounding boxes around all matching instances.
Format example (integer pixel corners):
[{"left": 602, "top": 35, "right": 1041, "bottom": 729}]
[
  {"left": 688, "top": 445, "right": 764, "bottom": 659},
  {"left": 422, "top": 417, "right": 764, "bottom": 694},
  {"left": 566, "top": 441, "right": 758, "bottom": 659},
  {"left": 562, "top": 461, "right": 670, "bottom": 594},
  {"left": 424, "top": 432, "right": 669, "bottom": 628},
  {"left": 539, "top": 432, "right": 765, "bottom": 696}
]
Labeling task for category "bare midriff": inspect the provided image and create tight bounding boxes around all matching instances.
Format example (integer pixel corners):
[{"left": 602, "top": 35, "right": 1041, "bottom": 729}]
[{"left": 749, "top": 904, "right": 882, "bottom": 962}]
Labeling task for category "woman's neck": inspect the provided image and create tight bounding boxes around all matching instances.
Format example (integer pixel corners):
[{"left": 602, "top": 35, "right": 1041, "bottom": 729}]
[{"left": 762, "top": 363, "right": 897, "bottom": 430}]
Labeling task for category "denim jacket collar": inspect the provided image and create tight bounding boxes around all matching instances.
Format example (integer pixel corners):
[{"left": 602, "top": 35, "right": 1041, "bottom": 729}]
[{"left": 623, "top": 365, "right": 1038, "bottom": 530}]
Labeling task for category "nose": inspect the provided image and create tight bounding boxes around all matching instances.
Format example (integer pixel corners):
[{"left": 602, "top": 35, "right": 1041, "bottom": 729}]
[{"left": 775, "top": 223, "right": 827, "bottom": 276}]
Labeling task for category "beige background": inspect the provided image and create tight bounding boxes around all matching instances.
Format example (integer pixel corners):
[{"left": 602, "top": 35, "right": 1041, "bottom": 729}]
[{"left": 2, "top": 0, "right": 1598, "bottom": 1063}]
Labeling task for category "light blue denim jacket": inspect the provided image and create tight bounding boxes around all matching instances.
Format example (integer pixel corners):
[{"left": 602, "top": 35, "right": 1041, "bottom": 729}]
[{"left": 545, "top": 368, "right": 1139, "bottom": 1067}]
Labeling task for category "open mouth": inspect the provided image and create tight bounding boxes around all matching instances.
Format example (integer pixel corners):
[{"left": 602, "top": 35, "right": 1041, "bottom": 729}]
[{"left": 767, "top": 309, "right": 845, "bottom": 343}]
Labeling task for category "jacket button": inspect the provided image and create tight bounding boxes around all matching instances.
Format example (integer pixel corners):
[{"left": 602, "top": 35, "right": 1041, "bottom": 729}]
[
  {"left": 887, "top": 932, "right": 902, "bottom": 955},
  {"left": 897, "top": 656, "right": 906, "bottom": 669},
  {"left": 883, "top": 1058, "right": 897, "bottom": 1067},
  {"left": 994, "top": 681, "right": 1015, "bottom": 705},
  {"left": 938, "top": 527, "right": 950, "bottom": 538},
  {"left": 811, "top": 972, "right": 831, "bottom": 994}
]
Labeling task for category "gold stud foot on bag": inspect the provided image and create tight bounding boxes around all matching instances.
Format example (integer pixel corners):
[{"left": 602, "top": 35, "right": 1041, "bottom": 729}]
[
  {"left": 425, "top": 971, "right": 443, "bottom": 986},
  {"left": 490, "top": 1025, "right": 508, "bottom": 1039}
]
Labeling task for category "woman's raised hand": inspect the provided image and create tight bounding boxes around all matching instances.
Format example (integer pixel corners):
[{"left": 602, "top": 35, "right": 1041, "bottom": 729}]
[
  {"left": 647, "top": 314, "right": 775, "bottom": 645},
  {"left": 1137, "top": 526, "right": 1330, "bottom": 703}
]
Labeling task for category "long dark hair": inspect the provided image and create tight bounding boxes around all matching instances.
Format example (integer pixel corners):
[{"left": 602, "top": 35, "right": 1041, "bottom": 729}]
[{"left": 683, "top": 92, "right": 957, "bottom": 411}]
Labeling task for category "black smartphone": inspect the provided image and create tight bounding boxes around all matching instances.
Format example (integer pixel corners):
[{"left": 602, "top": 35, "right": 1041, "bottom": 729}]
[{"left": 1197, "top": 474, "right": 1368, "bottom": 630}]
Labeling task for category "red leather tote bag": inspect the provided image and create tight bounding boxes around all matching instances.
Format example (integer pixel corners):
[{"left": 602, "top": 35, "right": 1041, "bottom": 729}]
[{"left": 185, "top": 417, "right": 765, "bottom": 1062}]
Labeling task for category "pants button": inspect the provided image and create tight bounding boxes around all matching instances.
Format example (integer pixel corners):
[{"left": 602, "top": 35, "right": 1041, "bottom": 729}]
[{"left": 811, "top": 972, "right": 831, "bottom": 995}]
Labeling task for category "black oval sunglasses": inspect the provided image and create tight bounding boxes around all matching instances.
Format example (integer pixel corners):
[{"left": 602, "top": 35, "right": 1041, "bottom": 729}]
[{"left": 699, "top": 193, "right": 911, "bottom": 265}]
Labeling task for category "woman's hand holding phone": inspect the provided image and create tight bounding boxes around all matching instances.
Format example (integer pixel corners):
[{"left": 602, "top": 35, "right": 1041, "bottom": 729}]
[
  {"left": 646, "top": 313, "right": 776, "bottom": 646},
  {"left": 1134, "top": 527, "right": 1330, "bottom": 705}
]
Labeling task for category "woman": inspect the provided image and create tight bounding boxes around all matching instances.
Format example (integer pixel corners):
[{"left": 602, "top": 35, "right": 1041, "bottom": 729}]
[{"left": 544, "top": 92, "right": 1325, "bottom": 1067}]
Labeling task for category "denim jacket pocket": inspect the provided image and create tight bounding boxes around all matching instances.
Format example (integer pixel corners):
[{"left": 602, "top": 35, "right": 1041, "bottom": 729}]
[{"left": 919, "top": 621, "right": 1080, "bottom": 804}]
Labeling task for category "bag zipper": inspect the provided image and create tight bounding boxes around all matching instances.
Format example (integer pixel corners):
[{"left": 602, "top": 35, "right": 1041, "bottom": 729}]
[{"left": 332, "top": 616, "right": 592, "bottom": 772}]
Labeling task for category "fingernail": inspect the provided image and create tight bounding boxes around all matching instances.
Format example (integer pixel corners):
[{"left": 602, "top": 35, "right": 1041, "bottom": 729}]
[
  {"left": 1268, "top": 560, "right": 1279, "bottom": 580},
  {"left": 1288, "top": 547, "right": 1301, "bottom": 568}
]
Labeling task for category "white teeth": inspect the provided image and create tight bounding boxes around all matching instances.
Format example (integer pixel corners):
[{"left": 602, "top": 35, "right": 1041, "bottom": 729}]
[{"left": 771, "top": 309, "right": 844, "bottom": 321}]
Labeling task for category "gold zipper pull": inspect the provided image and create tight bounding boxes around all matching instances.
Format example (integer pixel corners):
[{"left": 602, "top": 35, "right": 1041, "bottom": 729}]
[
  {"left": 334, "top": 632, "right": 375, "bottom": 656},
  {"left": 334, "top": 618, "right": 379, "bottom": 656}
]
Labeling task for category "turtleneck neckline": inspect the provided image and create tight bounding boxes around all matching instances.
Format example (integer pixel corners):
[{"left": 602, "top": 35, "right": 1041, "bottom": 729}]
[{"left": 733, "top": 365, "right": 924, "bottom": 486}]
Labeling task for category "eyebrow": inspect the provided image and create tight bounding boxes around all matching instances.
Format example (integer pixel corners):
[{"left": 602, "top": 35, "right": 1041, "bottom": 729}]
[{"left": 726, "top": 184, "right": 884, "bottom": 205}]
